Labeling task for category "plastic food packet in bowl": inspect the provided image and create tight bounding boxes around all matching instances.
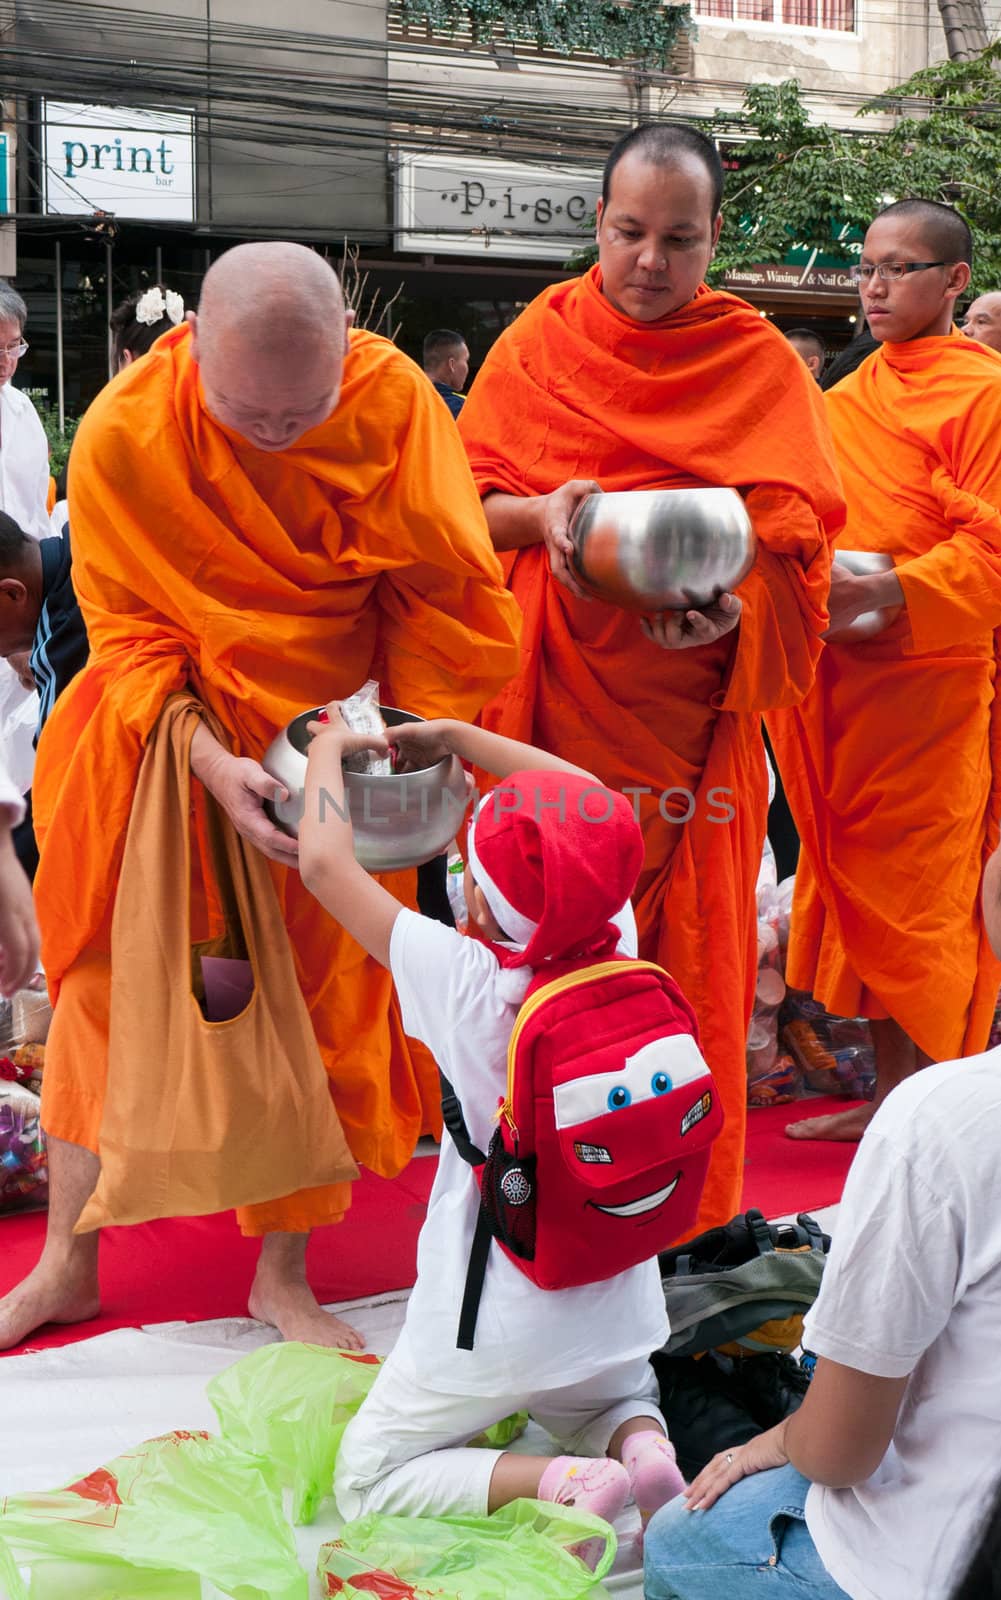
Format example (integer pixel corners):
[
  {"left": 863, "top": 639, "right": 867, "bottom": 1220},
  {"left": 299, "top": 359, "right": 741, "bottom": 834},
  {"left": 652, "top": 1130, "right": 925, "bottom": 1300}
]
[{"left": 339, "top": 680, "right": 392, "bottom": 776}]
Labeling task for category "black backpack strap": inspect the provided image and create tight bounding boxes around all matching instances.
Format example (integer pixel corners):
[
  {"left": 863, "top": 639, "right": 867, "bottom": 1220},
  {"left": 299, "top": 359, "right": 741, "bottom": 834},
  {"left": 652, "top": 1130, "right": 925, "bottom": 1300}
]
[
  {"left": 797, "top": 1212, "right": 833, "bottom": 1254},
  {"left": 440, "top": 1072, "right": 492, "bottom": 1349},
  {"left": 439, "top": 1072, "right": 487, "bottom": 1167},
  {"left": 456, "top": 1203, "right": 494, "bottom": 1351},
  {"left": 746, "top": 1209, "right": 775, "bottom": 1257}
]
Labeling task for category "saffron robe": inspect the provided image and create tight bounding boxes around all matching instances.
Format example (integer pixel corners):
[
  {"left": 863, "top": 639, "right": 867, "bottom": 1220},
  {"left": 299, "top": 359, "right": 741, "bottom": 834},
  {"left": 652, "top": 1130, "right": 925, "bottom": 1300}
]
[
  {"left": 459, "top": 266, "right": 844, "bottom": 1229},
  {"left": 768, "top": 332, "right": 1001, "bottom": 1061},
  {"left": 34, "top": 324, "right": 521, "bottom": 1234}
]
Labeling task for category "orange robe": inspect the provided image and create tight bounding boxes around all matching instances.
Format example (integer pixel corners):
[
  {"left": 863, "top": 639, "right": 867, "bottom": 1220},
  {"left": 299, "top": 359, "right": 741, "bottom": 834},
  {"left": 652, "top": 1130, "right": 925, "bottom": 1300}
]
[
  {"left": 768, "top": 333, "right": 1001, "bottom": 1061},
  {"left": 458, "top": 267, "right": 844, "bottom": 1229},
  {"left": 35, "top": 324, "right": 521, "bottom": 1235}
]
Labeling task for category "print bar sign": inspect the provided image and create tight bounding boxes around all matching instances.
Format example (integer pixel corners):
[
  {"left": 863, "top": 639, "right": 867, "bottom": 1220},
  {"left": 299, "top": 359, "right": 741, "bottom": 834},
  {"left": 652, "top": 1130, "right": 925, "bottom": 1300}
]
[
  {"left": 41, "top": 102, "right": 196, "bottom": 222},
  {"left": 394, "top": 151, "right": 600, "bottom": 260}
]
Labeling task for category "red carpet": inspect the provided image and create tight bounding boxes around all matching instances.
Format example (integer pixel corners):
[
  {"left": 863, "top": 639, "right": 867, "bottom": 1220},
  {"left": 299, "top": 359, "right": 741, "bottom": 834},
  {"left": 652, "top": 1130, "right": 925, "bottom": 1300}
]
[
  {"left": 0, "top": 1159, "right": 437, "bottom": 1358},
  {"left": 740, "top": 1096, "right": 860, "bottom": 1219},
  {"left": 0, "top": 1102, "right": 857, "bottom": 1357}
]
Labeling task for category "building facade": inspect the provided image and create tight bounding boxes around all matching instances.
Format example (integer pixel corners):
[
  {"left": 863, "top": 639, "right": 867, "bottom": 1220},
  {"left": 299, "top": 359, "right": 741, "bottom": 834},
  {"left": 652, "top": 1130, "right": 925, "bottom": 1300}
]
[{"left": 0, "top": 0, "right": 954, "bottom": 420}]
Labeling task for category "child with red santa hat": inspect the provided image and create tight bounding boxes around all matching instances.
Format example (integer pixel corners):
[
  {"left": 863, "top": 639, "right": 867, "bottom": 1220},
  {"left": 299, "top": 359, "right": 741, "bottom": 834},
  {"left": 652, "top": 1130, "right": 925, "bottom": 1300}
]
[{"left": 298, "top": 705, "right": 692, "bottom": 1550}]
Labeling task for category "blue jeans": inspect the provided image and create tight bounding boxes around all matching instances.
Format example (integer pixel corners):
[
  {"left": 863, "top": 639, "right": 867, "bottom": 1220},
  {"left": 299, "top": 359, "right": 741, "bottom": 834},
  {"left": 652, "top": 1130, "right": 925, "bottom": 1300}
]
[{"left": 644, "top": 1464, "right": 851, "bottom": 1599}]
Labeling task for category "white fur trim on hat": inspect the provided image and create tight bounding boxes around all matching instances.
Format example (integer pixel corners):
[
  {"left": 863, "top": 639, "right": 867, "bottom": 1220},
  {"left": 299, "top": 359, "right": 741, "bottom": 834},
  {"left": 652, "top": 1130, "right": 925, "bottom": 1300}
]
[{"left": 467, "top": 808, "right": 539, "bottom": 946}]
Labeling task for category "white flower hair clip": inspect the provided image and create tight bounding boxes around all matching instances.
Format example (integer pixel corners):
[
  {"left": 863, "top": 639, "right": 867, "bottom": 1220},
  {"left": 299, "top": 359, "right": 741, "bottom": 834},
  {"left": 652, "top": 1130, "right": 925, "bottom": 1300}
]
[{"left": 135, "top": 286, "right": 185, "bottom": 327}]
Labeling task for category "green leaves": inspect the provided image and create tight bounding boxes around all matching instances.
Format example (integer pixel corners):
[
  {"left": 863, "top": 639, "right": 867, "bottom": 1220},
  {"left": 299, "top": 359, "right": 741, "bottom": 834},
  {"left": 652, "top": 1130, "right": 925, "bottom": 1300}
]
[
  {"left": 709, "top": 54, "right": 1001, "bottom": 293},
  {"left": 398, "top": 0, "right": 692, "bottom": 66}
]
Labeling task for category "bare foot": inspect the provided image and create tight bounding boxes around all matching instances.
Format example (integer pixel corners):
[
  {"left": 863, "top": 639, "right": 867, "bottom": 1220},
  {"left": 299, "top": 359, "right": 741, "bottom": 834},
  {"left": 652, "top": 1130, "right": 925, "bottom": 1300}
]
[
  {"left": 785, "top": 1103, "right": 874, "bottom": 1142},
  {"left": 247, "top": 1274, "right": 365, "bottom": 1350},
  {"left": 0, "top": 1255, "right": 101, "bottom": 1350}
]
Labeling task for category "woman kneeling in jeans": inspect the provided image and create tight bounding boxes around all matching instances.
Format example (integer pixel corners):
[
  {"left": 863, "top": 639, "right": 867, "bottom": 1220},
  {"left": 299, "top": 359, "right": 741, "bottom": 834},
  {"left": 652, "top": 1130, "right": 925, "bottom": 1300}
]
[{"left": 645, "top": 849, "right": 1001, "bottom": 1600}]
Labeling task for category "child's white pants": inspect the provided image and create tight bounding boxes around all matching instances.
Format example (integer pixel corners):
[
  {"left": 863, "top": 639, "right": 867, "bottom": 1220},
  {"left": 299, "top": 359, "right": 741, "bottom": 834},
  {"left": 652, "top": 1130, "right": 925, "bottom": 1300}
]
[{"left": 334, "top": 1327, "right": 662, "bottom": 1521}]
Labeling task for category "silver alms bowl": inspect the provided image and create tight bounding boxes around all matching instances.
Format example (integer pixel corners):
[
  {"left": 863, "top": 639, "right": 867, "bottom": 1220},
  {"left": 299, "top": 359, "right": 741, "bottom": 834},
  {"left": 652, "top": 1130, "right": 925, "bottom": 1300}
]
[
  {"left": 827, "top": 550, "right": 902, "bottom": 642},
  {"left": 262, "top": 706, "right": 468, "bottom": 873},
  {"left": 569, "top": 488, "right": 757, "bottom": 613}
]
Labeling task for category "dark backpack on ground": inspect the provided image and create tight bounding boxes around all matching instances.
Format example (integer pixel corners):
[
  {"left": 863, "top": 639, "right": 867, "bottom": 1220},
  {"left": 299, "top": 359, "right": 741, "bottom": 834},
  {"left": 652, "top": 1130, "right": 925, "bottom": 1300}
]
[{"left": 651, "top": 1208, "right": 830, "bottom": 1478}]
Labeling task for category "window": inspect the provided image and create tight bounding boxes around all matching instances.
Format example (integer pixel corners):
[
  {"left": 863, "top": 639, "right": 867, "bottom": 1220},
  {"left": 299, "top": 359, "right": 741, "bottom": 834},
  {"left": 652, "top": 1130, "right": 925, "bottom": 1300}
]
[{"left": 695, "top": 0, "right": 854, "bottom": 29}]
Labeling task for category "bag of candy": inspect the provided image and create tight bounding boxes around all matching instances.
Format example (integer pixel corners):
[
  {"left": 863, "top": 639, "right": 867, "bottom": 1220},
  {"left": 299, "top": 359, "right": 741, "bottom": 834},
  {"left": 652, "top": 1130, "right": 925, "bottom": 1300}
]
[
  {"left": 780, "top": 991, "right": 875, "bottom": 1100},
  {"left": 0, "top": 1081, "right": 47, "bottom": 1213}
]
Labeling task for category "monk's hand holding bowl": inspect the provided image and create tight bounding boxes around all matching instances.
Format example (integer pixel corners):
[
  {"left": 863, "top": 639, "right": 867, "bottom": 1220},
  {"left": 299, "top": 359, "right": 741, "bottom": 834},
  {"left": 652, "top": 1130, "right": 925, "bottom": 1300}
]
[
  {"left": 822, "top": 563, "right": 902, "bottom": 640},
  {"left": 538, "top": 478, "right": 602, "bottom": 602},
  {"left": 641, "top": 591, "right": 742, "bottom": 651},
  {"left": 190, "top": 721, "right": 300, "bottom": 868}
]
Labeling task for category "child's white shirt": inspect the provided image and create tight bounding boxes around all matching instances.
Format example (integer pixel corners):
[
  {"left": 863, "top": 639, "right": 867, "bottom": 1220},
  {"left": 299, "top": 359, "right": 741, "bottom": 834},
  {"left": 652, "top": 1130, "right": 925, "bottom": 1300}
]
[{"left": 389, "top": 905, "right": 669, "bottom": 1396}]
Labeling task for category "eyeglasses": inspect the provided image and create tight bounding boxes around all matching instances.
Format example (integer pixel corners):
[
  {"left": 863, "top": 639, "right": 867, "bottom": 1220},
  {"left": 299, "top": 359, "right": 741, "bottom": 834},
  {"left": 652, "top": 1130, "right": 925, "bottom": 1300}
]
[
  {"left": 850, "top": 262, "right": 948, "bottom": 284},
  {"left": 0, "top": 340, "right": 27, "bottom": 360}
]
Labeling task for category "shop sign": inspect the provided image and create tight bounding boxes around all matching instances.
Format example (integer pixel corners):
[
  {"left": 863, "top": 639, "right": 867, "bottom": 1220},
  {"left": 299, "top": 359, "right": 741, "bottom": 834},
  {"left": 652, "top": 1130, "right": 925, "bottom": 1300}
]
[
  {"left": 0, "top": 134, "right": 9, "bottom": 216},
  {"left": 394, "top": 151, "right": 600, "bottom": 260},
  {"left": 725, "top": 261, "right": 858, "bottom": 296},
  {"left": 41, "top": 102, "right": 195, "bottom": 222}
]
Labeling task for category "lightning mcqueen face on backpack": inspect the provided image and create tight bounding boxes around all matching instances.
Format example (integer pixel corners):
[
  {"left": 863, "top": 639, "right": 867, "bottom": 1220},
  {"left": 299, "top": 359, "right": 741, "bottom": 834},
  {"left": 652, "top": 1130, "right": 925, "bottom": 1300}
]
[
  {"left": 555, "top": 1031, "right": 716, "bottom": 1224},
  {"left": 477, "top": 961, "right": 725, "bottom": 1299}
]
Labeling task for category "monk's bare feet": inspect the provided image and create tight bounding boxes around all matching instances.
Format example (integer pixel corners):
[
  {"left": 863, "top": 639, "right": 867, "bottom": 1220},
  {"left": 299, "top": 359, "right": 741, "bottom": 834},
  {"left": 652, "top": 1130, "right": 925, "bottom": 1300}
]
[
  {"left": 0, "top": 1254, "right": 101, "bottom": 1350},
  {"left": 247, "top": 1275, "right": 364, "bottom": 1350},
  {"left": 785, "top": 1103, "right": 874, "bottom": 1142},
  {"left": 248, "top": 1230, "right": 364, "bottom": 1350}
]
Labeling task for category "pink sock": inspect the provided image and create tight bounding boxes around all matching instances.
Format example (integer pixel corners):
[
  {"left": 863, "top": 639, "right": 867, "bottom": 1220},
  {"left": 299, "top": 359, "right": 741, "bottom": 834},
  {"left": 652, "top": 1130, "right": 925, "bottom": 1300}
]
[
  {"left": 620, "top": 1430, "right": 687, "bottom": 1526},
  {"left": 538, "top": 1455, "right": 630, "bottom": 1571}
]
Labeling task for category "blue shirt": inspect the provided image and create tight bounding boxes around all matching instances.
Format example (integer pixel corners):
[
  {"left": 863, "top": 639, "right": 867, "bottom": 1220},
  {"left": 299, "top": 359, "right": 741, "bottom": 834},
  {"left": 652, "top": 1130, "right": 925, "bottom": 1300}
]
[
  {"left": 30, "top": 522, "right": 88, "bottom": 734},
  {"left": 432, "top": 380, "right": 465, "bottom": 420}
]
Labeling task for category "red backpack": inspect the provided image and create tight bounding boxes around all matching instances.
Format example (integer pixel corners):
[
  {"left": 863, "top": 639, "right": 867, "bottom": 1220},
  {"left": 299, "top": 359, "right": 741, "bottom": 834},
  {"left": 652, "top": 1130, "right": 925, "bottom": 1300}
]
[{"left": 442, "top": 957, "right": 724, "bottom": 1349}]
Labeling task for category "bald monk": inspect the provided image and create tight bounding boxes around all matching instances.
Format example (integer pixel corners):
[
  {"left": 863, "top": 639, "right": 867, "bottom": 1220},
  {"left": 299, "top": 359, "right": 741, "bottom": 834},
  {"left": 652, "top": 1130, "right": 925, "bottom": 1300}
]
[
  {"left": 458, "top": 124, "right": 844, "bottom": 1230},
  {"left": 963, "top": 290, "right": 1001, "bottom": 354},
  {"left": 0, "top": 243, "right": 521, "bottom": 1350},
  {"left": 769, "top": 200, "right": 1001, "bottom": 1141}
]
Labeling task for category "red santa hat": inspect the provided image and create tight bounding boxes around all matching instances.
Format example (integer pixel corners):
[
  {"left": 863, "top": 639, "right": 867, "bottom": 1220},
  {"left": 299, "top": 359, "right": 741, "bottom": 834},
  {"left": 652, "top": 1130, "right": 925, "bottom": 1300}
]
[{"left": 466, "top": 769, "right": 644, "bottom": 968}]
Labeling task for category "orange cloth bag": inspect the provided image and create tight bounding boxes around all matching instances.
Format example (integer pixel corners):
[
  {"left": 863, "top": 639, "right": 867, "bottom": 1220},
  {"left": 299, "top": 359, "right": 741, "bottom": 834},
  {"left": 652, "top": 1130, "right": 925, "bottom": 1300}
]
[{"left": 76, "top": 695, "right": 358, "bottom": 1232}]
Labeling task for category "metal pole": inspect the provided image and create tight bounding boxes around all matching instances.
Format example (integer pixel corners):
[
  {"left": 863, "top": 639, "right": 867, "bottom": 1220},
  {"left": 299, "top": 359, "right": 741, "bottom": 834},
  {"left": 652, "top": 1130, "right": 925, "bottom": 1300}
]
[
  {"left": 55, "top": 238, "right": 64, "bottom": 433},
  {"left": 106, "top": 239, "right": 113, "bottom": 382}
]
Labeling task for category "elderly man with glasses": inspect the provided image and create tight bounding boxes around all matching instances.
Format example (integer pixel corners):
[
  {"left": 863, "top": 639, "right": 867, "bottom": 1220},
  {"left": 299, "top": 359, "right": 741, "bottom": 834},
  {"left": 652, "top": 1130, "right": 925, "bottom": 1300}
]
[
  {"left": 0, "top": 282, "right": 49, "bottom": 543},
  {"left": 765, "top": 197, "right": 1001, "bottom": 1145}
]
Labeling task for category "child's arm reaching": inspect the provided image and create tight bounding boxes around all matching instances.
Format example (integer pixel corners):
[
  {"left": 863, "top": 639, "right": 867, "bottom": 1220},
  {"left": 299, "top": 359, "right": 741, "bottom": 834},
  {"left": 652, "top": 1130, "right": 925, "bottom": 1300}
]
[
  {"left": 298, "top": 706, "right": 403, "bottom": 968},
  {"left": 387, "top": 717, "right": 598, "bottom": 784},
  {"left": 298, "top": 705, "right": 602, "bottom": 966}
]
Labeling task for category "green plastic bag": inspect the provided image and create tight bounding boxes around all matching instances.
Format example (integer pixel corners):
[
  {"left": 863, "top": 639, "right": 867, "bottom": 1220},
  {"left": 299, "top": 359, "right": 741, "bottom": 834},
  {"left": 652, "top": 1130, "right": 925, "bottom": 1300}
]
[
  {"left": 317, "top": 1499, "right": 616, "bottom": 1600},
  {"left": 469, "top": 1412, "right": 530, "bottom": 1449},
  {"left": 208, "top": 1341, "right": 384, "bottom": 1524},
  {"left": 0, "top": 1430, "right": 307, "bottom": 1600}
]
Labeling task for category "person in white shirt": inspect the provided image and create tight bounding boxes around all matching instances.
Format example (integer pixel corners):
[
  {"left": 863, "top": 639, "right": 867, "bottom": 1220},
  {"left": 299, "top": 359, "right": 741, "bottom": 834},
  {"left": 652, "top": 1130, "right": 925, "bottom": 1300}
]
[
  {"left": 0, "top": 283, "right": 50, "bottom": 543},
  {"left": 643, "top": 844, "right": 1001, "bottom": 1600},
  {"left": 298, "top": 707, "right": 693, "bottom": 1556},
  {"left": 0, "top": 282, "right": 50, "bottom": 801}
]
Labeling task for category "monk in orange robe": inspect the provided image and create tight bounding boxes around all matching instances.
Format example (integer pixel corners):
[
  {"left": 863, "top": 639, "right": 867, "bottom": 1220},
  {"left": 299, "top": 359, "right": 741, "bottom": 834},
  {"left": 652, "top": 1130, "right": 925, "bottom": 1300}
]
[
  {"left": 0, "top": 243, "right": 520, "bottom": 1350},
  {"left": 458, "top": 125, "right": 844, "bottom": 1231},
  {"left": 769, "top": 199, "right": 1001, "bottom": 1141}
]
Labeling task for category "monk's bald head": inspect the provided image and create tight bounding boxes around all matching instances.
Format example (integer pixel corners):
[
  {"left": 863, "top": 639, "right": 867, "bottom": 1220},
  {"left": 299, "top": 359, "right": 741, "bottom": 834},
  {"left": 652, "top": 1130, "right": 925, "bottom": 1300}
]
[
  {"left": 189, "top": 243, "right": 351, "bottom": 451},
  {"left": 962, "top": 291, "right": 1001, "bottom": 353}
]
